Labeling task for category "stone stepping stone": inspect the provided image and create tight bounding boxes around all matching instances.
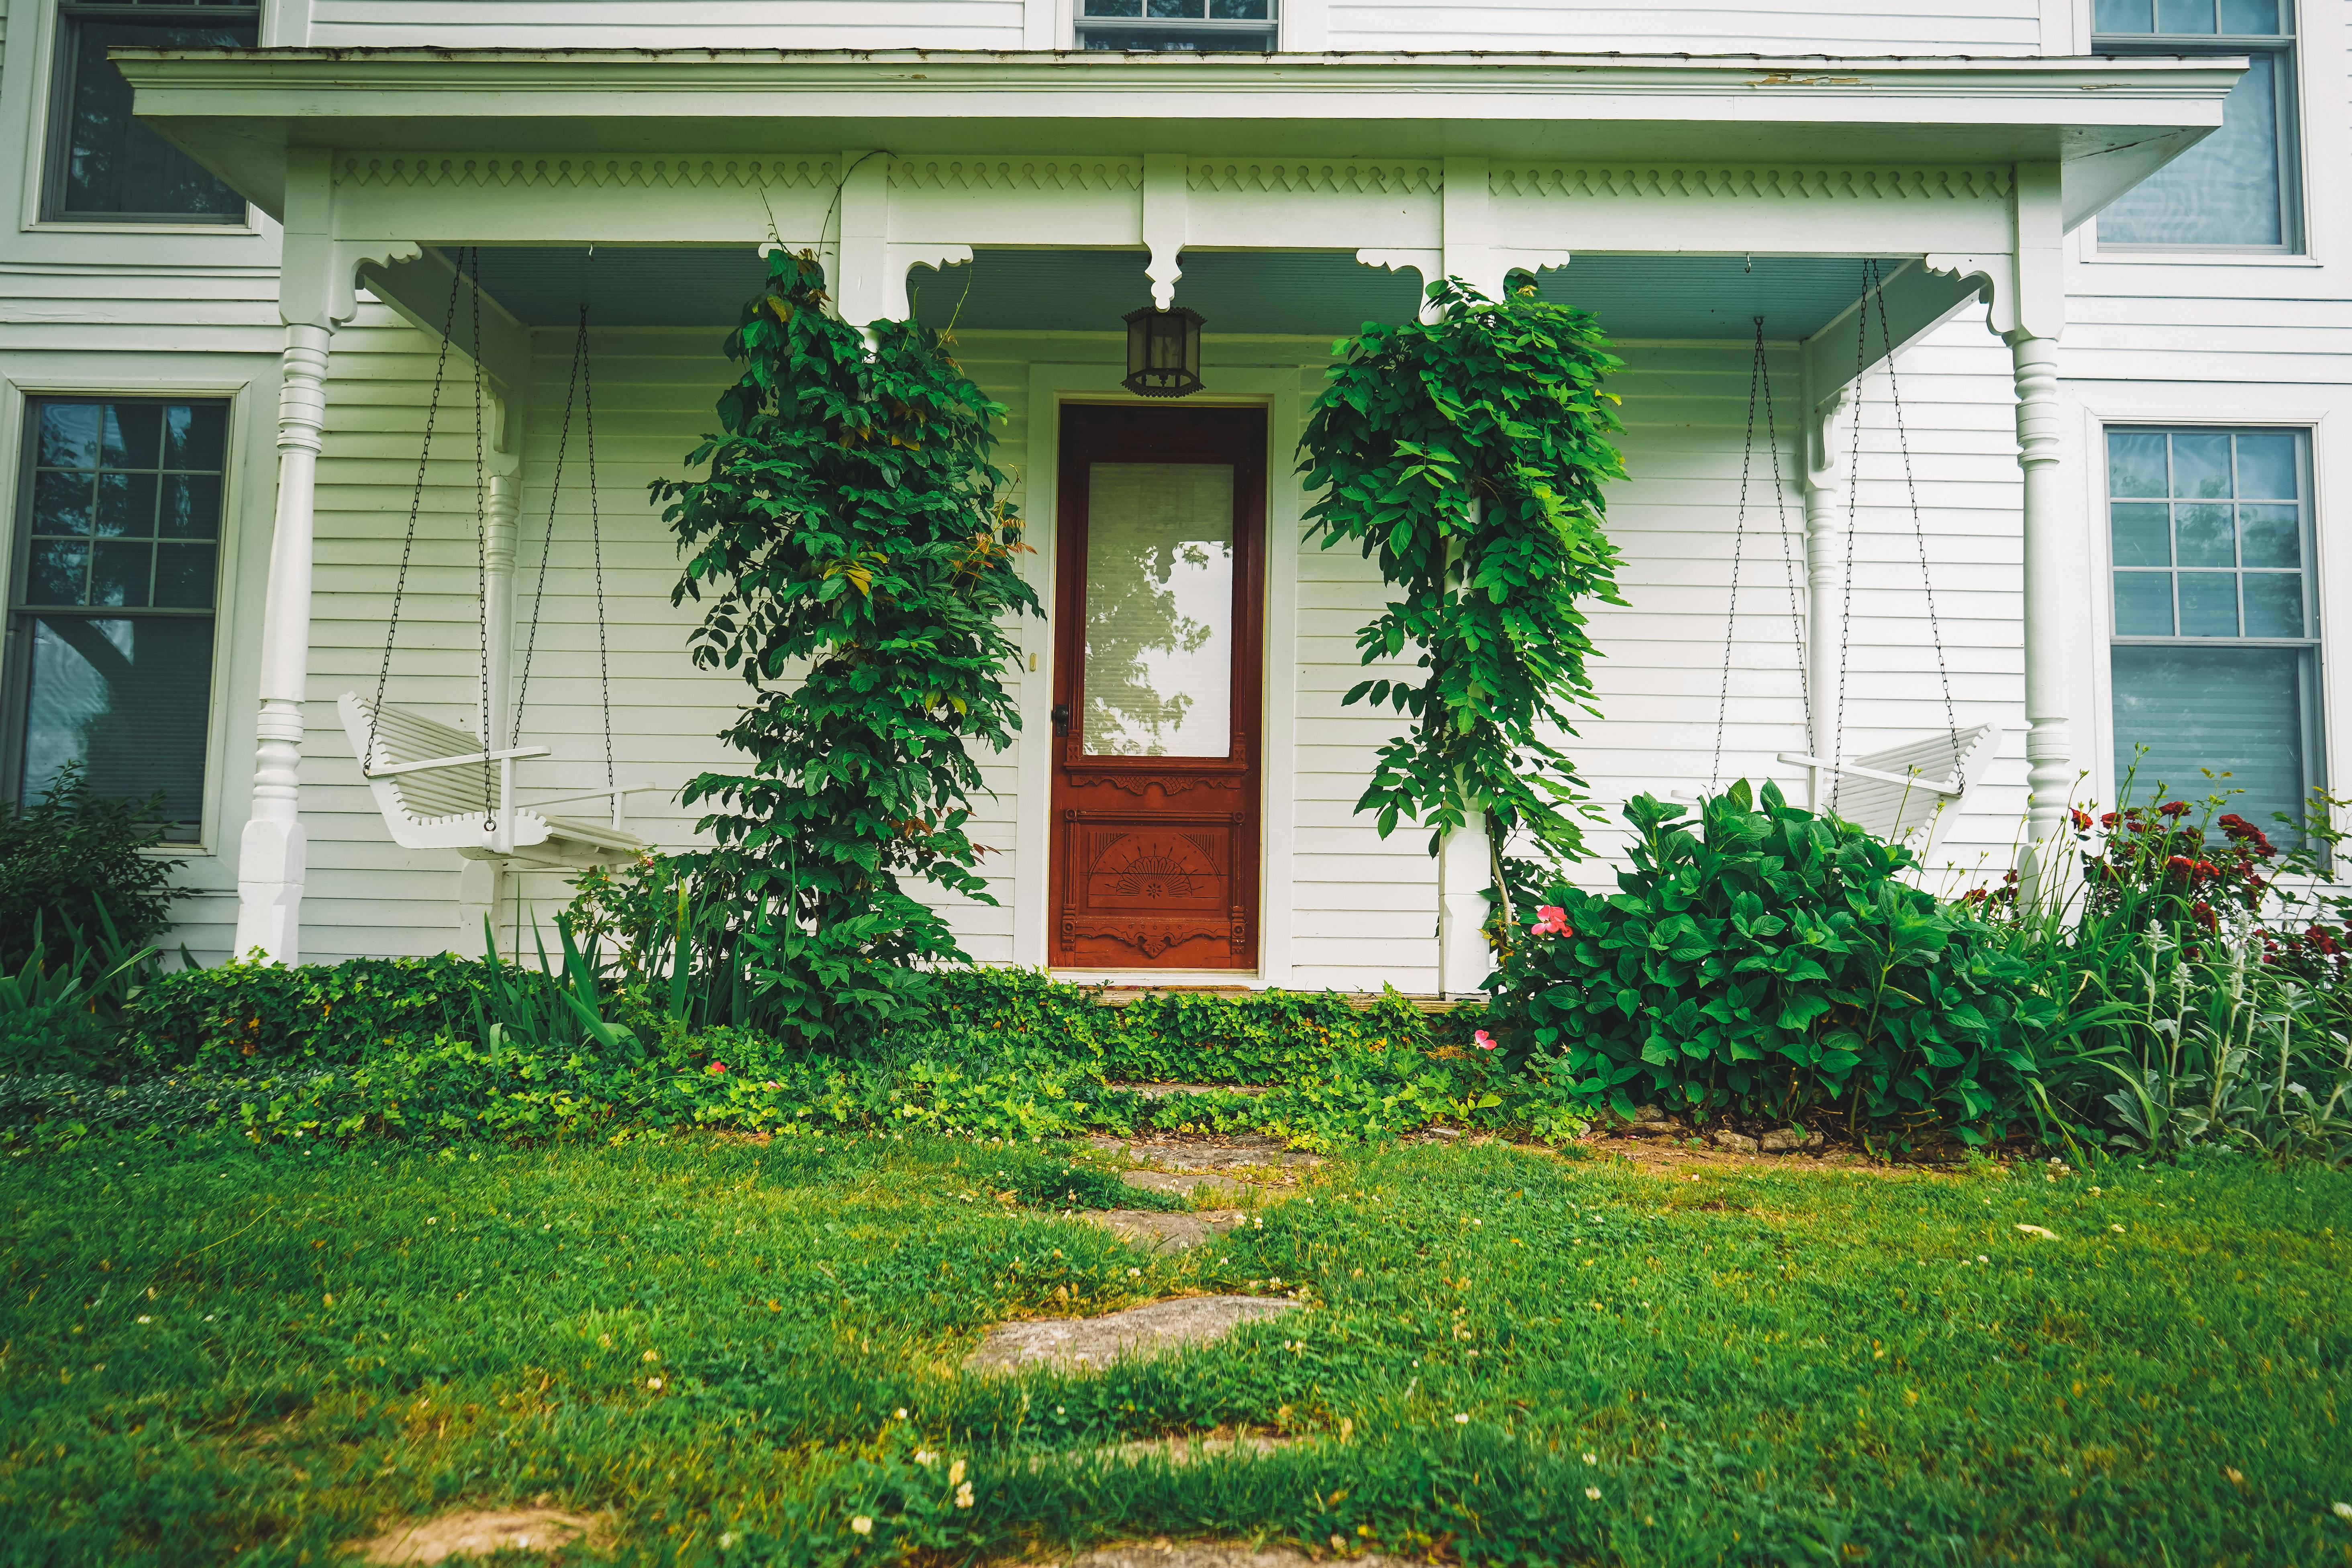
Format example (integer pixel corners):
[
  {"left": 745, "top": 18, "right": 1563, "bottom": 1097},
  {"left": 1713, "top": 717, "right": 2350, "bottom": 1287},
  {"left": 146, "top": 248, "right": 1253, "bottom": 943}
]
[
  {"left": 1025, "top": 1431, "right": 1303, "bottom": 1472},
  {"left": 1087, "top": 1134, "right": 1319, "bottom": 1172},
  {"left": 351, "top": 1508, "right": 602, "bottom": 1564},
  {"left": 964, "top": 1295, "right": 1297, "bottom": 1376},
  {"left": 1047, "top": 1546, "right": 1405, "bottom": 1568},
  {"left": 1120, "top": 1170, "right": 1257, "bottom": 1201},
  {"left": 1079, "top": 1207, "right": 1243, "bottom": 1254}
]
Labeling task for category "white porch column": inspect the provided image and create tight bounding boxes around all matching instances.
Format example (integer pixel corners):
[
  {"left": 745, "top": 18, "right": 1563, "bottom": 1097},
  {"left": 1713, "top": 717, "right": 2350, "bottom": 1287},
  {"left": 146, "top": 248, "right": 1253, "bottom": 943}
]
[
  {"left": 2003, "top": 162, "right": 2075, "bottom": 897},
  {"left": 454, "top": 451, "right": 522, "bottom": 956},
  {"left": 231, "top": 145, "right": 417, "bottom": 962},
  {"left": 1437, "top": 805, "right": 1494, "bottom": 999},
  {"left": 232, "top": 320, "right": 333, "bottom": 962},
  {"left": 2011, "top": 329, "right": 2073, "bottom": 876},
  {"left": 1801, "top": 384, "right": 1854, "bottom": 810}
]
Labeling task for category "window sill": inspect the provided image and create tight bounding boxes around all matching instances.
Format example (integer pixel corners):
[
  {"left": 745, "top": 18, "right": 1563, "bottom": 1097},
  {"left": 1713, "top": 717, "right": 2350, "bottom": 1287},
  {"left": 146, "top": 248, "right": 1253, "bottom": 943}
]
[
  {"left": 2083, "top": 250, "right": 2317, "bottom": 267},
  {"left": 29, "top": 219, "right": 261, "bottom": 238}
]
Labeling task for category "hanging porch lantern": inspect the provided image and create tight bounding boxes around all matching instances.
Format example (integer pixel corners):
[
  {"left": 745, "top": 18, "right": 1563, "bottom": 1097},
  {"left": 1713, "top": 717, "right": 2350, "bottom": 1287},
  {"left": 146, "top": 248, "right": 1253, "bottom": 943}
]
[{"left": 1123, "top": 305, "right": 1205, "bottom": 398}]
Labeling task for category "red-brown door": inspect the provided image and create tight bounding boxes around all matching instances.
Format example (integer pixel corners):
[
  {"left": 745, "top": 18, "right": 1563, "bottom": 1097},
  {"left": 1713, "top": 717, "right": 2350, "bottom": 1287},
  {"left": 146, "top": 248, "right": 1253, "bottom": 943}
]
[{"left": 1049, "top": 403, "right": 1266, "bottom": 970}]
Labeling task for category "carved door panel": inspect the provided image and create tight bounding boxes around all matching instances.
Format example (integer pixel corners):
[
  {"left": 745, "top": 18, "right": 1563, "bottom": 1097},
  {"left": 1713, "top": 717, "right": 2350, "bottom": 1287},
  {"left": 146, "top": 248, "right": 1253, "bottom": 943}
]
[{"left": 1050, "top": 404, "right": 1265, "bottom": 970}]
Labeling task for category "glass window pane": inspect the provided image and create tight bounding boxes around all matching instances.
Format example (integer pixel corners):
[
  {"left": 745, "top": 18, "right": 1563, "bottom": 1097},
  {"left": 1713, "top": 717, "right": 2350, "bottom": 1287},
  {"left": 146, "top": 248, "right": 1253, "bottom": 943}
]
[
  {"left": 2173, "top": 501, "right": 2235, "bottom": 566},
  {"left": 20, "top": 615, "right": 214, "bottom": 837},
  {"left": 2155, "top": 0, "right": 2215, "bottom": 30},
  {"left": 94, "top": 472, "right": 159, "bottom": 539},
  {"left": 2095, "top": 0, "right": 2154, "bottom": 27},
  {"left": 32, "top": 469, "right": 96, "bottom": 535},
  {"left": 104, "top": 404, "right": 162, "bottom": 469},
  {"left": 2215, "top": 0, "right": 2277, "bottom": 31},
  {"left": 1210, "top": 0, "right": 1270, "bottom": 15},
  {"left": 2097, "top": 52, "right": 2281, "bottom": 246},
  {"left": 2237, "top": 503, "right": 2299, "bottom": 567},
  {"left": 1083, "top": 0, "right": 1144, "bottom": 14},
  {"left": 153, "top": 543, "right": 217, "bottom": 610},
  {"left": 2242, "top": 572, "right": 2303, "bottom": 637},
  {"left": 57, "top": 18, "right": 255, "bottom": 220},
  {"left": 28, "top": 540, "right": 92, "bottom": 606},
  {"left": 158, "top": 473, "right": 222, "bottom": 539},
  {"left": 2172, "top": 432, "right": 2234, "bottom": 498},
  {"left": 37, "top": 404, "right": 102, "bottom": 471},
  {"left": 90, "top": 542, "right": 155, "bottom": 608},
  {"left": 2109, "top": 430, "right": 2168, "bottom": 497},
  {"left": 2111, "top": 501, "right": 2171, "bottom": 567},
  {"left": 1147, "top": 0, "right": 1206, "bottom": 14},
  {"left": 1082, "top": 462, "right": 1235, "bottom": 758},
  {"left": 2178, "top": 571, "right": 2240, "bottom": 635},
  {"left": 2111, "top": 644, "right": 2307, "bottom": 844},
  {"left": 2234, "top": 432, "right": 2297, "bottom": 498},
  {"left": 165, "top": 403, "right": 228, "bottom": 471},
  {"left": 2115, "top": 572, "right": 2176, "bottom": 635}
]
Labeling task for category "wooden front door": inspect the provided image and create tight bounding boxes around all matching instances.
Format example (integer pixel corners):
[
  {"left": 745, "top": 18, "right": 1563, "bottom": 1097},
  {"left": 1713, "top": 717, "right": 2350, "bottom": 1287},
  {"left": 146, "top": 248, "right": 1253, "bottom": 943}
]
[{"left": 1049, "top": 403, "right": 1265, "bottom": 970}]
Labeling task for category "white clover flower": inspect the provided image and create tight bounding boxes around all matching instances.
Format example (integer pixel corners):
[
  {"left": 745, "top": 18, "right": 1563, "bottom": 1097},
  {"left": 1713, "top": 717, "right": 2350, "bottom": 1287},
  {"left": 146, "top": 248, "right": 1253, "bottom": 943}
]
[
  {"left": 1583, "top": 1452, "right": 1597, "bottom": 1465},
  {"left": 647, "top": 1378, "right": 663, "bottom": 1390},
  {"left": 893, "top": 1408, "right": 908, "bottom": 1419},
  {"left": 1585, "top": 1486, "right": 1602, "bottom": 1501},
  {"left": 914, "top": 1450, "right": 935, "bottom": 1467},
  {"left": 947, "top": 1458, "right": 966, "bottom": 1486},
  {"left": 2332, "top": 1501, "right": 2352, "bottom": 1521},
  {"left": 1453, "top": 1413, "right": 1469, "bottom": 1425},
  {"left": 955, "top": 1483, "right": 974, "bottom": 1508},
  {"left": 850, "top": 1516, "right": 873, "bottom": 1535}
]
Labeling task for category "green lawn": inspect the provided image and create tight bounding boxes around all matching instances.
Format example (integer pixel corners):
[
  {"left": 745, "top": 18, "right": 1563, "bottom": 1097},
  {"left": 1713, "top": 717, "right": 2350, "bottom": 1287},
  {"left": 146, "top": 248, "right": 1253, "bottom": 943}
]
[{"left": 3, "top": 1136, "right": 2347, "bottom": 1566}]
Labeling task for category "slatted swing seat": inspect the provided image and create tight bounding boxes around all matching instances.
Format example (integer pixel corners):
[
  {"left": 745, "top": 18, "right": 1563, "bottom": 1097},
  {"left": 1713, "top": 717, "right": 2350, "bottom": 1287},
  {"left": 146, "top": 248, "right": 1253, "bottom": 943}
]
[
  {"left": 346, "top": 251, "right": 653, "bottom": 869},
  {"left": 1701, "top": 262, "right": 2000, "bottom": 856}
]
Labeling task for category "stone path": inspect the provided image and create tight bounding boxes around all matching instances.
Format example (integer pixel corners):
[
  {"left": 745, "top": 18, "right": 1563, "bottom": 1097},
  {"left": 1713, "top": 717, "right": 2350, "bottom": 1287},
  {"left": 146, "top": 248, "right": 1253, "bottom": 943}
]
[
  {"left": 1078, "top": 1208, "right": 1243, "bottom": 1254},
  {"left": 1083, "top": 1134, "right": 1318, "bottom": 1204},
  {"left": 351, "top": 1508, "right": 601, "bottom": 1564},
  {"left": 1044, "top": 1546, "right": 1405, "bottom": 1568},
  {"left": 964, "top": 1295, "right": 1298, "bottom": 1376}
]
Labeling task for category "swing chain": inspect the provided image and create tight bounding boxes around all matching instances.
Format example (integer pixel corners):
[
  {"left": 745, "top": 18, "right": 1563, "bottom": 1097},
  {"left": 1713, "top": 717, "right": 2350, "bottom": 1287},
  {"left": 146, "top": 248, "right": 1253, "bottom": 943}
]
[
  {"left": 512, "top": 309, "right": 582, "bottom": 748},
  {"left": 1710, "top": 316, "right": 1809, "bottom": 796},
  {"left": 582, "top": 304, "right": 615, "bottom": 795},
  {"left": 368, "top": 247, "right": 465, "bottom": 781},
  {"left": 467, "top": 247, "right": 495, "bottom": 833},
  {"left": 1868, "top": 259, "right": 1960, "bottom": 745}
]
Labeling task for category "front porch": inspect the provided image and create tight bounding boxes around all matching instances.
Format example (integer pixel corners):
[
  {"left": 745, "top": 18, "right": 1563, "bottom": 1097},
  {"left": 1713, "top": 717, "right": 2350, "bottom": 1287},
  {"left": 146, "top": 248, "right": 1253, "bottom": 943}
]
[{"left": 113, "top": 47, "right": 2239, "bottom": 979}]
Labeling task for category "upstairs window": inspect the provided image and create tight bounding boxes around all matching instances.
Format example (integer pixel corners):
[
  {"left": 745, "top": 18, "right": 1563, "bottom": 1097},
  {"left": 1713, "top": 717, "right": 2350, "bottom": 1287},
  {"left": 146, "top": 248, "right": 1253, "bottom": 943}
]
[
  {"left": 1078, "top": 0, "right": 1278, "bottom": 51},
  {"left": 2093, "top": 0, "right": 2299, "bottom": 251},
  {"left": 43, "top": 0, "right": 259, "bottom": 224}
]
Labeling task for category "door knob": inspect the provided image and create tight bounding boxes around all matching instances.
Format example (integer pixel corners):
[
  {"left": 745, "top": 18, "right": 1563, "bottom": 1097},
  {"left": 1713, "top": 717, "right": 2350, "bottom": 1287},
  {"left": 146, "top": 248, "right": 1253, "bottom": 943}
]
[{"left": 1050, "top": 703, "right": 1070, "bottom": 735}]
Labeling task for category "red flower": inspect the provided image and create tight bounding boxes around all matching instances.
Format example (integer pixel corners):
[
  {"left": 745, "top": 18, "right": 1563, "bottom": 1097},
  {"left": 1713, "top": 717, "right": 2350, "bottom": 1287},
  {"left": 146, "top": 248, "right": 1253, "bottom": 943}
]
[
  {"left": 1533, "top": 905, "right": 1573, "bottom": 938},
  {"left": 2070, "top": 809, "right": 2095, "bottom": 833},
  {"left": 2157, "top": 800, "right": 2192, "bottom": 819},
  {"left": 2098, "top": 811, "right": 2121, "bottom": 830},
  {"left": 707, "top": 1061, "right": 728, "bottom": 1075},
  {"left": 2191, "top": 900, "right": 2218, "bottom": 932}
]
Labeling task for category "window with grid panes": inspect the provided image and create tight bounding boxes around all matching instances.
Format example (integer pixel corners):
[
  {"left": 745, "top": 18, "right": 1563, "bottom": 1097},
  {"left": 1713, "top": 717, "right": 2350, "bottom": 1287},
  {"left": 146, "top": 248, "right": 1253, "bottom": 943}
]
[
  {"left": 3, "top": 399, "right": 226, "bottom": 840},
  {"left": 2107, "top": 427, "right": 2320, "bottom": 843},
  {"left": 1077, "top": 0, "right": 1277, "bottom": 51},
  {"left": 2092, "top": 0, "right": 2299, "bottom": 250},
  {"left": 43, "top": 0, "right": 258, "bottom": 223}
]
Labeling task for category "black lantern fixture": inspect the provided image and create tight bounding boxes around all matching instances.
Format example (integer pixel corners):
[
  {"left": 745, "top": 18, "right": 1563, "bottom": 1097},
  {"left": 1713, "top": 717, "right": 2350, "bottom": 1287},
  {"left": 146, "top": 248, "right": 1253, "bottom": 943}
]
[{"left": 1122, "top": 304, "right": 1205, "bottom": 398}]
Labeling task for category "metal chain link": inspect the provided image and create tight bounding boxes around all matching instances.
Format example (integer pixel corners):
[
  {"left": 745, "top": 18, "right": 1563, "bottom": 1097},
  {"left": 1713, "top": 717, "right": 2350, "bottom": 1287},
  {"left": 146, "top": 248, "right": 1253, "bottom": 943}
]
[
  {"left": 1710, "top": 316, "right": 1769, "bottom": 792},
  {"left": 1759, "top": 314, "right": 1811, "bottom": 753},
  {"left": 581, "top": 303, "right": 615, "bottom": 793},
  {"left": 1833, "top": 261, "right": 1872, "bottom": 815},
  {"left": 1868, "top": 258, "right": 1960, "bottom": 742},
  {"left": 368, "top": 249, "right": 465, "bottom": 776},
  {"left": 512, "top": 312, "right": 582, "bottom": 747},
  {"left": 467, "top": 246, "right": 496, "bottom": 831}
]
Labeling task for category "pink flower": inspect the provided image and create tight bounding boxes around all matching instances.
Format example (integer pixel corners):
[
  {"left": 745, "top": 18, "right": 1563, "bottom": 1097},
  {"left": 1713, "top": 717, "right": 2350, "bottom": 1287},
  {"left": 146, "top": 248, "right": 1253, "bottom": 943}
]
[
  {"left": 1473, "top": 1029, "right": 1499, "bottom": 1052},
  {"left": 1534, "top": 905, "right": 1572, "bottom": 938}
]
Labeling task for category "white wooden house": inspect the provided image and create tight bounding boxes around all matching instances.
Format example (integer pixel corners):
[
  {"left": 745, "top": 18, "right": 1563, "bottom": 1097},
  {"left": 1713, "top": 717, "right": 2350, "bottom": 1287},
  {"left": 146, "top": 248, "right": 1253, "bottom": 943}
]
[{"left": 0, "top": 0, "right": 2340, "bottom": 995}]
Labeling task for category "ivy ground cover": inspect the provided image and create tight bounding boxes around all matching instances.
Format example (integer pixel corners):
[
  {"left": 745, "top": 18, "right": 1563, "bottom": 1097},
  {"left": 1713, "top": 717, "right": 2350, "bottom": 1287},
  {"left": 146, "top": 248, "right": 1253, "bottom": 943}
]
[{"left": 4, "top": 1138, "right": 2346, "bottom": 1566}]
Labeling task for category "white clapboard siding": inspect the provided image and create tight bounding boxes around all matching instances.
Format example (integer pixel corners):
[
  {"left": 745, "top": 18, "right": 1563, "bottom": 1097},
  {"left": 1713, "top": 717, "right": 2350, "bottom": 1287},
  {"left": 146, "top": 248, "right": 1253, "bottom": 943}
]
[
  {"left": 1322, "top": 0, "right": 2042, "bottom": 55},
  {"left": 308, "top": 0, "right": 1024, "bottom": 49}
]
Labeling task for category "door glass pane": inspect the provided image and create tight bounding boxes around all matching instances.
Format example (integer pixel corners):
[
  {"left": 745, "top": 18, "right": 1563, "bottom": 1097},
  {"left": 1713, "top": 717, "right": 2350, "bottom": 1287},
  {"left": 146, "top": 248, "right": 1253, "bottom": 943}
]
[
  {"left": 2111, "top": 645, "right": 2307, "bottom": 844},
  {"left": 21, "top": 616, "right": 214, "bottom": 839},
  {"left": 2097, "top": 52, "right": 2281, "bottom": 245},
  {"left": 1082, "top": 462, "right": 1235, "bottom": 758}
]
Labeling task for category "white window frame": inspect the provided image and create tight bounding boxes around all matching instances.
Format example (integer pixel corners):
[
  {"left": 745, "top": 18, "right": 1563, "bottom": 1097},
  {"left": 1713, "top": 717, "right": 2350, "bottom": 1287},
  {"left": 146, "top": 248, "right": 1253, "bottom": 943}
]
[{"left": 1074, "top": 0, "right": 1279, "bottom": 51}]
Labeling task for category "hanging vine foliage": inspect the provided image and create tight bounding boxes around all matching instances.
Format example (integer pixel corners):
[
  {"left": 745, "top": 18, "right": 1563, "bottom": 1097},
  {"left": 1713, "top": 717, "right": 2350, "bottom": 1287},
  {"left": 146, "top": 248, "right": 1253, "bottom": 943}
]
[
  {"left": 1297, "top": 275, "right": 1629, "bottom": 863},
  {"left": 652, "top": 251, "right": 1037, "bottom": 1031}
]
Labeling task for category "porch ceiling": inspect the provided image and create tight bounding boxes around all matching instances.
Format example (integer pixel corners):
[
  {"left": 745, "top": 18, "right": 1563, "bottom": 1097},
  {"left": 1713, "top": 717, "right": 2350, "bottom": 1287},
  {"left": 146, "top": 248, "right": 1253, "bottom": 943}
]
[
  {"left": 117, "top": 48, "right": 2242, "bottom": 230},
  {"left": 459, "top": 245, "right": 1890, "bottom": 342}
]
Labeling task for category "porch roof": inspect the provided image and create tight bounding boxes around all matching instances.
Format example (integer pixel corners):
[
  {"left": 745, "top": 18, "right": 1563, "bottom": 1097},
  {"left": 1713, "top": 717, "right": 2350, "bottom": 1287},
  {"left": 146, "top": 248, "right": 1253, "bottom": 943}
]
[{"left": 117, "top": 47, "right": 2239, "bottom": 230}]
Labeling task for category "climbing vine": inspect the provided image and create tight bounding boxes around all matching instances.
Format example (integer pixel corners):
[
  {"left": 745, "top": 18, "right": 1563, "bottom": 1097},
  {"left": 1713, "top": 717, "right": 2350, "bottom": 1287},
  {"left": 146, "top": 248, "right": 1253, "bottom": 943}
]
[
  {"left": 652, "top": 251, "right": 1037, "bottom": 1037},
  {"left": 1297, "top": 275, "right": 1629, "bottom": 867}
]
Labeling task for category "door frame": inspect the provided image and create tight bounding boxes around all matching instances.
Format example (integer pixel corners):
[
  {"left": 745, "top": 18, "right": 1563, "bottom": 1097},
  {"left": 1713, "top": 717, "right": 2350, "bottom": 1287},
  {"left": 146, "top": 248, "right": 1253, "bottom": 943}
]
[{"left": 1014, "top": 362, "right": 1303, "bottom": 983}]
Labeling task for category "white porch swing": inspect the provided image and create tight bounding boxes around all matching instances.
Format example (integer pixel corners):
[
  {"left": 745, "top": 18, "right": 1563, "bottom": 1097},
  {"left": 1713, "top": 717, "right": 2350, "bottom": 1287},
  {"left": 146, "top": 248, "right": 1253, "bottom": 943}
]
[
  {"left": 340, "top": 249, "right": 652, "bottom": 866},
  {"left": 1707, "top": 259, "right": 2000, "bottom": 855}
]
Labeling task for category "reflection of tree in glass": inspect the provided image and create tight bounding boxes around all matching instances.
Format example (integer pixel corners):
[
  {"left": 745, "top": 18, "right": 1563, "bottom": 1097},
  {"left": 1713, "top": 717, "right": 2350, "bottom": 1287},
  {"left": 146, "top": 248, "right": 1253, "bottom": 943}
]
[{"left": 1084, "top": 536, "right": 1222, "bottom": 755}]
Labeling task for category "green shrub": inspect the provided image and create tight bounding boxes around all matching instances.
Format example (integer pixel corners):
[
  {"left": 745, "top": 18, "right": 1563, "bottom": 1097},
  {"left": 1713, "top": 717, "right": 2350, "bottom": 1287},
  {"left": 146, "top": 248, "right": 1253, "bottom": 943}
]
[
  {"left": 123, "top": 953, "right": 557, "bottom": 1072},
  {"left": 1485, "top": 781, "right": 2054, "bottom": 1140},
  {"left": 0, "top": 763, "right": 184, "bottom": 974}
]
